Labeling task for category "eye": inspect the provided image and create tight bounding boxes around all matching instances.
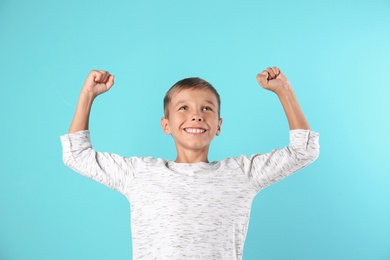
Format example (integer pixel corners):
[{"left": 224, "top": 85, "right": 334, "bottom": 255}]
[
  {"left": 179, "top": 106, "right": 188, "bottom": 111},
  {"left": 203, "top": 106, "right": 212, "bottom": 111}
]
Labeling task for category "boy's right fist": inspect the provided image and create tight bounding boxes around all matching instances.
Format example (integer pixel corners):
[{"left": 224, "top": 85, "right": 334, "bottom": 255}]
[{"left": 81, "top": 70, "right": 115, "bottom": 98}]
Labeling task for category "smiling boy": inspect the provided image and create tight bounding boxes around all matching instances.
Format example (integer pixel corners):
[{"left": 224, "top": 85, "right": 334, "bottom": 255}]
[{"left": 61, "top": 67, "right": 319, "bottom": 259}]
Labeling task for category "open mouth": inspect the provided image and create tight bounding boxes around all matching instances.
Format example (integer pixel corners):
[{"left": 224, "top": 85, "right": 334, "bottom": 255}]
[{"left": 184, "top": 128, "right": 206, "bottom": 134}]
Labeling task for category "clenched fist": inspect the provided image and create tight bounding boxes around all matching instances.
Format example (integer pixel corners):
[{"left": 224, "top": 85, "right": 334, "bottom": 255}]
[
  {"left": 81, "top": 70, "right": 115, "bottom": 98},
  {"left": 256, "top": 67, "right": 291, "bottom": 94}
]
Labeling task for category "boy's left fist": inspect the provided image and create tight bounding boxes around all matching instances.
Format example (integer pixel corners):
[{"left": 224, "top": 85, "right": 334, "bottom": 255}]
[{"left": 256, "top": 67, "right": 291, "bottom": 94}]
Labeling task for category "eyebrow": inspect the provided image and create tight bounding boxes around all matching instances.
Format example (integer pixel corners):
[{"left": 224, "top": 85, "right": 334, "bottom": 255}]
[{"left": 174, "top": 100, "right": 216, "bottom": 107}]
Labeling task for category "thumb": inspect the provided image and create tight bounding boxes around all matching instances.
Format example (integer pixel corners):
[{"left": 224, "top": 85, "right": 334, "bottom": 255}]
[
  {"left": 256, "top": 71, "right": 269, "bottom": 88},
  {"left": 91, "top": 70, "right": 103, "bottom": 83},
  {"left": 83, "top": 70, "right": 100, "bottom": 88}
]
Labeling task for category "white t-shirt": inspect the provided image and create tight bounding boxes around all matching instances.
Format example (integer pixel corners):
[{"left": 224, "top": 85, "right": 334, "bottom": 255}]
[{"left": 60, "top": 129, "right": 319, "bottom": 259}]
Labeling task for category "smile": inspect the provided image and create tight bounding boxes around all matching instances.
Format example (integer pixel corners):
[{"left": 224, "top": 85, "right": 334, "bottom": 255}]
[{"left": 184, "top": 128, "right": 206, "bottom": 134}]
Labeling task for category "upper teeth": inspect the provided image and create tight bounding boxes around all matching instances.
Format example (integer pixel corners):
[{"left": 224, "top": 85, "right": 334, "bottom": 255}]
[{"left": 185, "top": 128, "right": 205, "bottom": 133}]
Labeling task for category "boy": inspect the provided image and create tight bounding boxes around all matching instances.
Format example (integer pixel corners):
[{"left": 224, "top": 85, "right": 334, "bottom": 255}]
[{"left": 61, "top": 67, "right": 319, "bottom": 259}]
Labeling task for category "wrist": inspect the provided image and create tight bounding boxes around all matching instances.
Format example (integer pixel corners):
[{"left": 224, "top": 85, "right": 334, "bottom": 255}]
[
  {"left": 275, "top": 84, "right": 294, "bottom": 99},
  {"left": 80, "top": 90, "right": 97, "bottom": 101},
  {"left": 76, "top": 91, "right": 96, "bottom": 113}
]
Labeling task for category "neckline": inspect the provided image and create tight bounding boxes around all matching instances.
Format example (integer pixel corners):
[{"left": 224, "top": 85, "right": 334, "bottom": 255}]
[{"left": 166, "top": 160, "right": 221, "bottom": 176}]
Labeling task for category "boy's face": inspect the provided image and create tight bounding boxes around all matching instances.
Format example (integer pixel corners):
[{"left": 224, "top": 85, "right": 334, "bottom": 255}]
[{"left": 161, "top": 88, "right": 222, "bottom": 157}]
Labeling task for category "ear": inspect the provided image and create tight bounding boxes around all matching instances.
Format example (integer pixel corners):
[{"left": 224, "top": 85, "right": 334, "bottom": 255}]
[
  {"left": 216, "top": 118, "right": 223, "bottom": 136},
  {"left": 161, "top": 117, "right": 171, "bottom": 135}
]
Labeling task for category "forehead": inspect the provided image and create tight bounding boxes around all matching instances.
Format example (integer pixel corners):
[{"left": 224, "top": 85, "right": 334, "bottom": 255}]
[{"left": 170, "top": 88, "right": 218, "bottom": 105}]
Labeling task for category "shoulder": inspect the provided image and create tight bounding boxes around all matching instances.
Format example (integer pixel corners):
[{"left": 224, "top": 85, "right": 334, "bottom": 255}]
[{"left": 219, "top": 155, "right": 258, "bottom": 170}]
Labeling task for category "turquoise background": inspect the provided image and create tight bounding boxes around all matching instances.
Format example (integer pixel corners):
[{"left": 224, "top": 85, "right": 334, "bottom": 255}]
[{"left": 1, "top": 0, "right": 389, "bottom": 259}]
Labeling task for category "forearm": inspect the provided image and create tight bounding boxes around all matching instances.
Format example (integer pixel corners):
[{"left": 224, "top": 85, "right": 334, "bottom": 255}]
[
  {"left": 256, "top": 67, "right": 311, "bottom": 130},
  {"left": 68, "top": 92, "right": 95, "bottom": 133},
  {"left": 67, "top": 70, "right": 114, "bottom": 133},
  {"left": 277, "top": 87, "right": 310, "bottom": 130}
]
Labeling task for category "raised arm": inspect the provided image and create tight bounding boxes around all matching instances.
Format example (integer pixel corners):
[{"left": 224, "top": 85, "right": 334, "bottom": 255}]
[
  {"left": 256, "top": 67, "right": 310, "bottom": 130},
  {"left": 62, "top": 70, "right": 136, "bottom": 194},
  {"left": 69, "top": 70, "right": 115, "bottom": 133}
]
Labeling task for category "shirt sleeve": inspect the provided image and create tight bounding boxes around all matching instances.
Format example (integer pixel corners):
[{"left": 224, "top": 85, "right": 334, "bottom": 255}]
[
  {"left": 60, "top": 130, "right": 135, "bottom": 195},
  {"left": 235, "top": 129, "right": 320, "bottom": 191}
]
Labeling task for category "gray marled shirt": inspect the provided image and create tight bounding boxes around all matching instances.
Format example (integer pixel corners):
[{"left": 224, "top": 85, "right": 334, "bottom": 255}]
[{"left": 60, "top": 129, "right": 319, "bottom": 259}]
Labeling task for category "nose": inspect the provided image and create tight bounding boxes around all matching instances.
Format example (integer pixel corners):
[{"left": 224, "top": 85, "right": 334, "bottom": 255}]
[{"left": 191, "top": 114, "right": 204, "bottom": 121}]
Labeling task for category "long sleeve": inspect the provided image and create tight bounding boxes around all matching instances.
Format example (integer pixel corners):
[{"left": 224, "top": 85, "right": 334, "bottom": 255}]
[
  {"left": 235, "top": 129, "right": 320, "bottom": 191},
  {"left": 60, "top": 130, "right": 135, "bottom": 195}
]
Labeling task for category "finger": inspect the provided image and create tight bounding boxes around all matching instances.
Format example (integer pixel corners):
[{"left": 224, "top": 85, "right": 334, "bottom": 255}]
[
  {"left": 266, "top": 67, "right": 276, "bottom": 79},
  {"left": 99, "top": 70, "right": 110, "bottom": 83},
  {"left": 103, "top": 71, "right": 112, "bottom": 83},
  {"left": 261, "top": 70, "right": 269, "bottom": 79},
  {"left": 106, "top": 75, "right": 115, "bottom": 89},
  {"left": 272, "top": 67, "right": 281, "bottom": 77}
]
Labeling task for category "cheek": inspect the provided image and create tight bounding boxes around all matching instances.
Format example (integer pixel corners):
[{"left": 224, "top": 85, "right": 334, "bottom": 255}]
[
  {"left": 210, "top": 120, "right": 221, "bottom": 131},
  {"left": 169, "top": 115, "right": 185, "bottom": 128},
  {"left": 177, "top": 113, "right": 190, "bottom": 121}
]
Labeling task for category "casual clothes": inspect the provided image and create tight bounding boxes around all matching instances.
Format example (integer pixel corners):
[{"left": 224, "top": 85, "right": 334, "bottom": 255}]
[{"left": 60, "top": 129, "right": 319, "bottom": 259}]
